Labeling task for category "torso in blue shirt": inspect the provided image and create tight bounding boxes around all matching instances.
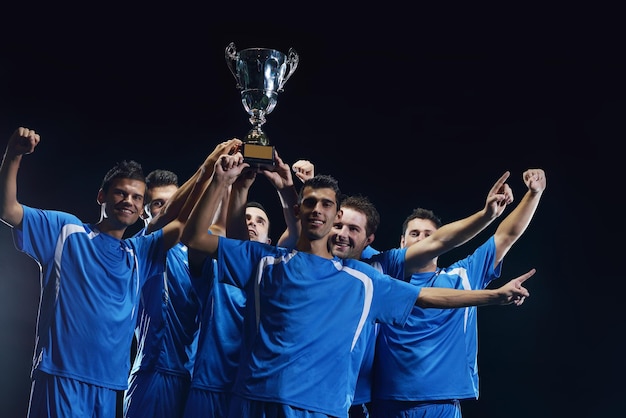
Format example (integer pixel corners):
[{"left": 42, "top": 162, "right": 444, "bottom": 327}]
[
  {"left": 216, "top": 237, "right": 420, "bottom": 417},
  {"left": 131, "top": 227, "right": 200, "bottom": 378},
  {"left": 188, "top": 257, "right": 247, "bottom": 392},
  {"left": 374, "top": 237, "right": 501, "bottom": 401},
  {"left": 13, "top": 206, "right": 164, "bottom": 390},
  {"left": 351, "top": 247, "right": 406, "bottom": 405}
]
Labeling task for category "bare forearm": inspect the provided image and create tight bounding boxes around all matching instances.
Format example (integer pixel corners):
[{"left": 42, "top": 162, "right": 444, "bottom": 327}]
[
  {"left": 416, "top": 287, "right": 498, "bottom": 308},
  {"left": 181, "top": 175, "right": 228, "bottom": 254},
  {"left": 404, "top": 209, "right": 495, "bottom": 275},
  {"left": 0, "top": 152, "right": 23, "bottom": 227},
  {"left": 277, "top": 185, "right": 299, "bottom": 248},
  {"left": 434, "top": 209, "right": 496, "bottom": 247},
  {"left": 496, "top": 190, "right": 542, "bottom": 239},
  {"left": 226, "top": 186, "right": 249, "bottom": 240},
  {"left": 148, "top": 160, "right": 216, "bottom": 232}
]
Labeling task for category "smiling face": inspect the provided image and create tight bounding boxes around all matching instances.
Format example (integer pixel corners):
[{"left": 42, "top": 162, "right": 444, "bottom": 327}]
[
  {"left": 297, "top": 185, "right": 340, "bottom": 242},
  {"left": 97, "top": 178, "right": 146, "bottom": 232},
  {"left": 330, "top": 207, "right": 372, "bottom": 260}
]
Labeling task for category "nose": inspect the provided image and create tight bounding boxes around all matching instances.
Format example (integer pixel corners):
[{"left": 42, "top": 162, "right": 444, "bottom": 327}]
[{"left": 312, "top": 201, "right": 326, "bottom": 213}]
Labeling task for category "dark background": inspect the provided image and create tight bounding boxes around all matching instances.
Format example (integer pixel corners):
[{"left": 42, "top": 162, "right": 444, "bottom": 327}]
[{"left": 0, "top": 4, "right": 619, "bottom": 417}]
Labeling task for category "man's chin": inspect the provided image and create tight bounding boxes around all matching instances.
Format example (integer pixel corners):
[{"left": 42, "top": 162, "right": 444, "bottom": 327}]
[
  {"left": 118, "top": 215, "right": 140, "bottom": 227},
  {"left": 332, "top": 246, "right": 349, "bottom": 258}
]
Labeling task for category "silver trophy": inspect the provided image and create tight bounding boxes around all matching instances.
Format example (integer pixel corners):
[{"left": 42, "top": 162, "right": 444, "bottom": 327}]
[{"left": 225, "top": 42, "right": 299, "bottom": 167}]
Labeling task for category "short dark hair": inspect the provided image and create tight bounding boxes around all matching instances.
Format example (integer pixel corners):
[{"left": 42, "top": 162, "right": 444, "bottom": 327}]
[
  {"left": 246, "top": 201, "right": 268, "bottom": 216},
  {"left": 246, "top": 201, "right": 271, "bottom": 235},
  {"left": 341, "top": 195, "right": 380, "bottom": 236},
  {"left": 299, "top": 174, "right": 342, "bottom": 208},
  {"left": 146, "top": 169, "right": 179, "bottom": 190},
  {"left": 100, "top": 160, "right": 145, "bottom": 193},
  {"left": 401, "top": 208, "right": 442, "bottom": 235}
]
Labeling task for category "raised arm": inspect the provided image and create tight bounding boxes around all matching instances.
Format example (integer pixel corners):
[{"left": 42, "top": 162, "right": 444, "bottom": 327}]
[
  {"left": 0, "top": 127, "right": 41, "bottom": 228},
  {"left": 148, "top": 139, "right": 242, "bottom": 252},
  {"left": 225, "top": 167, "right": 258, "bottom": 240},
  {"left": 147, "top": 139, "right": 242, "bottom": 233},
  {"left": 260, "top": 151, "right": 300, "bottom": 248},
  {"left": 416, "top": 268, "right": 536, "bottom": 308},
  {"left": 493, "top": 169, "right": 546, "bottom": 265},
  {"left": 181, "top": 151, "right": 248, "bottom": 260},
  {"left": 274, "top": 157, "right": 315, "bottom": 248},
  {"left": 403, "top": 171, "right": 514, "bottom": 278}
]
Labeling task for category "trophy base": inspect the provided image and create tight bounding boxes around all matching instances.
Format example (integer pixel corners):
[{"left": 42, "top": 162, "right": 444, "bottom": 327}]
[{"left": 242, "top": 143, "right": 275, "bottom": 170}]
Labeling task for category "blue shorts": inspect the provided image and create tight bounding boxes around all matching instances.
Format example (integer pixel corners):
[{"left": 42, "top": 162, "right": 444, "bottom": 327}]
[
  {"left": 183, "top": 388, "right": 231, "bottom": 417},
  {"left": 227, "top": 394, "right": 333, "bottom": 418},
  {"left": 29, "top": 370, "right": 117, "bottom": 418},
  {"left": 123, "top": 370, "right": 190, "bottom": 418},
  {"left": 370, "top": 399, "right": 461, "bottom": 418}
]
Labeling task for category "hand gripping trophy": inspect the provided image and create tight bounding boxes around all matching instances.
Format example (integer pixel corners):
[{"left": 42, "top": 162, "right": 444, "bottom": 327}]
[{"left": 225, "top": 42, "right": 299, "bottom": 168}]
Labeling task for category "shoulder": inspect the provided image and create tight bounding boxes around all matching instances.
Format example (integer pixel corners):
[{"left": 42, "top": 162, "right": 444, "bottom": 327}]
[
  {"left": 343, "top": 258, "right": 385, "bottom": 275},
  {"left": 363, "top": 247, "right": 405, "bottom": 263},
  {"left": 22, "top": 205, "right": 83, "bottom": 227}
]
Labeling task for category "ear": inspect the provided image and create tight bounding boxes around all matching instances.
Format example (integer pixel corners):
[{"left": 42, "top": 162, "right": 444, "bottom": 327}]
[
  {"left": 399, "top": 235, "right": 406, "bottom": 249},
  {"left": 266, "top": 237, "right": 272, "bottom": 245},
  {"left": 140, "top": 206, "right": 150, "bottom": 221},
  {"left": 365, "top": 234, "right": 375, "bottom": 246},
  {"left": 96, "top": 189, "right": 105, "bottom": 205}
]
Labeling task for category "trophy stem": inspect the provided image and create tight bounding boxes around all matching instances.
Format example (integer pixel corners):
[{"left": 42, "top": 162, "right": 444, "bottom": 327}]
[
  {"left": 246, "top": 110, "right": 269, "bottom": 145},
  {"left": 244, "top": 126, "right": 269, "bottom": 146}
]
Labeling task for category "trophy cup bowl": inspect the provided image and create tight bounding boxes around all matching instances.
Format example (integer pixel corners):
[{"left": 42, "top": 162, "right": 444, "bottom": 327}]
[{"left": 225, "top": 42, "right": 299, "bottom": 168}]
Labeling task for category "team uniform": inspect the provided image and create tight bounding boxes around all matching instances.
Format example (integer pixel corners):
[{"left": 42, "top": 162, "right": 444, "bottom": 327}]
[
  {"left": 371, "top": 237, "right": 501, "bottom": 418},
  {"left": 14, "top": 206, "right": 165, "bottom": 417},
  {"left": 124, "top": 227, "right": 200, "bottom": 418},
  {"left": 212, "top": 236, "right": 421, "bottom": 418},
  {"left": 183, "top": 257, "right": 247, "bottom": 418},
  {"left": 349, "top": 247, "right": 412, "bottom": 418}
]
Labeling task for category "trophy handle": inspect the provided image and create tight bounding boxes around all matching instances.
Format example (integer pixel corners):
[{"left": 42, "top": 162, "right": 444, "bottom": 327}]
[
  {"left": 225, "top": 42, "right": 241, "bottom": 88},
  {"left": 278, "top": 48, "right": 299, "bottom": 91}
]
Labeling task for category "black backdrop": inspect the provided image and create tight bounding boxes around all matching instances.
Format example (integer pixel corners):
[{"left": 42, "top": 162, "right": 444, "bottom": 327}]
[{"left": 0, "top": 4, "right": 619, "bottom": 417}]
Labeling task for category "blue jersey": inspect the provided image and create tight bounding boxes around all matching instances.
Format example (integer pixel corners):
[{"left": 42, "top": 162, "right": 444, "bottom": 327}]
[
  {"left": 130, "top": 231, "right": 200, "bottom": 378},
  {"left": 216, "top": 237, "right": 420, "bottom": 417},
  {"left": 351, "top": 248, "right": 406, "bottom": 405},
  {"left": 373, "top": 237, "right": 501, "bottom": 401},
  {"left": 13, "top": 206, "right": 164, "bottom": 390},
  {"left": 188, "top": 257, "right": 246, "bottom": 392},
  {"left": 360, "top": 245, "right": 380, "bottom": 259}
]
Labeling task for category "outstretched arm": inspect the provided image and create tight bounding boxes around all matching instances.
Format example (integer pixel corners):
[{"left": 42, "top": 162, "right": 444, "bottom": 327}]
[
  {"left": 416, "top": 268, "right": 535, "bottom": 308},
  {"left": 493, "top": 169, "right": 546, "bottom": 265},
  {"left": 0, "top": 127, "right": 41, "bottom": 228},
  {"left": 403, "top": 171, "right": 514, "bottom": 278}
]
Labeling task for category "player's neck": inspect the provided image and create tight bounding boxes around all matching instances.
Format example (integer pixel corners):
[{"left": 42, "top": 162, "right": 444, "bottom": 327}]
[{"left": 296, "top": 236, "right": 334, "bottom": 259}]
